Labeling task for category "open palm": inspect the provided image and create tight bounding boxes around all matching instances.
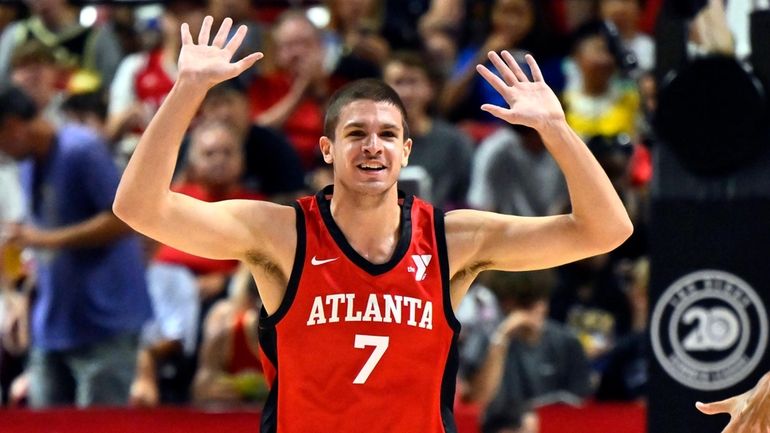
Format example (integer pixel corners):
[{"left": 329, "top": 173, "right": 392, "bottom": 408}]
[
  {"left": 697, "top": 372, "right": 770, "bottom": 433},
  {"left": 476, "top": 51, "right": 565, "bottom": 131},
  {"left": 178, "top": 16, "right": 263, "bottom": 89}
]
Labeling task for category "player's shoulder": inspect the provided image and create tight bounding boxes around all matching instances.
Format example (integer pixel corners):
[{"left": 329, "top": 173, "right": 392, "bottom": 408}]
[
  {"left": 442, "top": 209, "right": 490, "bottom": 252},
  {"left": 238, "top": 198, "right": 298, "bottom": 222},
  {"left": 444, "top": 208, "right": 495, "bottom": 232}
]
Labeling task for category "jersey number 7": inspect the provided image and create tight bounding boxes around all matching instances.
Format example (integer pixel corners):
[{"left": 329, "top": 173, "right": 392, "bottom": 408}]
[{"left": 353, "top": 334, "right": 389, "bottom": 384}]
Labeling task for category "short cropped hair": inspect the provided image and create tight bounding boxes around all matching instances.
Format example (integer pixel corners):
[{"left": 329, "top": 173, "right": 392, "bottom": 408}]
[
  {"left": 386, "top": 50, "right": 444, "bottom": 88},
  {"left": 272, "top": 9, "right": 322, "bottom": 40},
  {"left": 323, "top": 79, "right": 410, "bottom": 140},
  {"left": 10, "top": 40, "right": 57, "bottom": 69},
  {"left": 0, "top": 86, "right": 38, "bottom": 125}
]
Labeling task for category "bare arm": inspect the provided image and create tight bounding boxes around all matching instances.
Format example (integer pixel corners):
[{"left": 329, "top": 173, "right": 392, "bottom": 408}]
[
  {"left": 113, "top": 17, "right": 277, "bottom": 262},
  {"left": 192, "top": 302, "right": 240, "bottom": 403},
  {"left": 9, "top": 211, "right": 131, "bottom": 249},
  {"left": 467, "top": 336, "right": 508, "bottom": 407},
  {"left": 130, "top": 348, "right": 160, "bottom": 407},
  {"left": 447, "top": 52, "right": 633, "bottom": 300},
  {"left": 114, "top": 18, "right": 298, "bottom": 315},
  {"left": 254, "top": 48, "right": 325, "bottom": 129},
  {"left": 466, "top": 309, "right": 542, "bottom": 407},
  {"left": 254, "top": 77, "right": 309, "bottom": 129},
  {"left": 419, "top": 0, "right": 463, "bottom": 36}
]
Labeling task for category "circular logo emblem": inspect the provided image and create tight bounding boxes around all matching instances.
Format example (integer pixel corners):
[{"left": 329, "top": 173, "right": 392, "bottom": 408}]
[{"left": 651, "top": 270, "right": 768, "bottom": 390}]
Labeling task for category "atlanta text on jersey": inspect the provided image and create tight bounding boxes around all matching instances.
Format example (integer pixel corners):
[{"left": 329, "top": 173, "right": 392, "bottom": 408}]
[{"left": 306, "top": 293, "right": 433, "bottom": 329}]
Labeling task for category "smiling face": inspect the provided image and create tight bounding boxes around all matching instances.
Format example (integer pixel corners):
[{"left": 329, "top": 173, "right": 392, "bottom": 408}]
[{"left": 320, "top": 99, "right": 412, "bottom": 196}]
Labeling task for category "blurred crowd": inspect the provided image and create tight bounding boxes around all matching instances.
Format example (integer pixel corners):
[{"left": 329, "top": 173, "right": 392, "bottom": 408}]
[{"left": 0, "top": 0, "right": 760, "bottom": 432}]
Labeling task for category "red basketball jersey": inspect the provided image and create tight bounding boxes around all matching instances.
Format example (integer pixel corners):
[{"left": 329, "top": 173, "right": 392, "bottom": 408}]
[{"left": 258, "top": 186, "right": 461, "bottom": 433}]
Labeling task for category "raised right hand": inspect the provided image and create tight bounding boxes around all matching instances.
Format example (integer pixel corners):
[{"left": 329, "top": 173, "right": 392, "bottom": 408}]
[
  {"left": 696, "top": 372, "right": 770, "bottom": 433},
  {"left": 178, "top": 16, "right": 263, "bottom": 90}
]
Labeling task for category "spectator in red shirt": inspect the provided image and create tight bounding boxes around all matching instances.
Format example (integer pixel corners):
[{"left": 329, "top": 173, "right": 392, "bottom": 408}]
[
  {"left": 249, "top": 11, "right": 379, "bottom": 170},
  {"left": 249, "top": 11, "right": 327, "bottom": 170}
]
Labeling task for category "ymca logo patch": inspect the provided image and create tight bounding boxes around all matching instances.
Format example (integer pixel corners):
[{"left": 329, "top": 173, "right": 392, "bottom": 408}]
[
  {"left": 651, "top": 270, "right": 768, "bottom": 391},
  {"left": 408, "top": 255, "right": 432, "bottom": 281}
]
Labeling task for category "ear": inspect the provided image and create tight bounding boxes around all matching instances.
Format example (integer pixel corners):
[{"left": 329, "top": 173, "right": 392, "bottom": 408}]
[
  {"left": 401, "top": 138, "right": 412, "bottom": 167},
  {"left": 319, "top": 136, "right": 334, "bottom": 164}
]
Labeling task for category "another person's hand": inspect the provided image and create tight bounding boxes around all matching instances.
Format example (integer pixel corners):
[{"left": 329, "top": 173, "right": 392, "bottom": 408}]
[
  {"left": 476, "top": 51, "right": 566, "bottom": 131},
  {"left": 9, "top": 372, "right": 29, "bottom": 407},
  {"left": 494, "top": 305, "right": 545, "bottom": 345},
  {"left": 130, "top": 377, "right": 160, "bottom": 407},
  {"left": 696, "top": 372, "right": 770, "bottom": 433},
  {"left": 177, "top": 16, "right": 263, "bottom": 90},
  {"left": 197, "top": 273, "right": 228, "bottom": 301},
  {"left": 4, "top": 224, "right": 56, "bottom": 249},
  {"left": 690, "top": 0, "right": 734, "bottom": 55}
]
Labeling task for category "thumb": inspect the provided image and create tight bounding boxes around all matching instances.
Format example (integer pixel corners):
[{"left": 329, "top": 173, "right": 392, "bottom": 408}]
[
  {"left": 696, "top": 396, "right": 738, "bottom": 415},
  {"left": 233, "top": 52, "right": 264, "bottom": 76},
  {"left": 480, "top": 104, "right": 512, "bottom": 121}
]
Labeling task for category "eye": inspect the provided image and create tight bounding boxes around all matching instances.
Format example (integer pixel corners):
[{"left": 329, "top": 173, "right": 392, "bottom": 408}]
[
  {"left": 380, "top": 131, "right": 397, "bottom": 138},
  {"left": 347, "top": 130, "right": 366, "bottom": 137}
]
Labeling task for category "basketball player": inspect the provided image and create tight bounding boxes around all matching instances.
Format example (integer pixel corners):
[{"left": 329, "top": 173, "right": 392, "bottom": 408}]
[{"left": 113, "top": 17, "right": 632, "bottom": 432}]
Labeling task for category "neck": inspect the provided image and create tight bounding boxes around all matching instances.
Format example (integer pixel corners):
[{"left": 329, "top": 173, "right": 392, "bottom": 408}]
[
  {"left": 329, "top": 184, "right": 402, "bottom": 264},
  {"left": 583, "top": 78, "right": 610, "bottom": 96},
  {"left": 29, "top": 118, "right": 56, "bottom": 162}
]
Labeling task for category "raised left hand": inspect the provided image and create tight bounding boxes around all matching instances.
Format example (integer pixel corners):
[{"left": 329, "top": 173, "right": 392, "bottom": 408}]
[{"left": 476, "top": 51, "right": 565, "bottom": 131}]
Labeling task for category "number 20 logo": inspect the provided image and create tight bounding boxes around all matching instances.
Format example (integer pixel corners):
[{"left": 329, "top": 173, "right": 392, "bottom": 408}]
[{"left": 681, "top": 306, "right": 740, "bottom": 351}]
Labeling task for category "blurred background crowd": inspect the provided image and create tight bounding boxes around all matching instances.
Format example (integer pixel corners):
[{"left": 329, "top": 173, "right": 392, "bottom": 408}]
[{"left": 0, "top": 0, "right": 767, "bottom": 432}]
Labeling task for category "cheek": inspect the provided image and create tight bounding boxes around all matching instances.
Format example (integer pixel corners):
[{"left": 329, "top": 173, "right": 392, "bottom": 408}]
[{"left": 416, "top": 87, "right": 433, "bottom": 103}]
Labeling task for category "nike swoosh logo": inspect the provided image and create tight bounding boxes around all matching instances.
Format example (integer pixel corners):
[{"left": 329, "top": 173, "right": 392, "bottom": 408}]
[{"left": 311, "top": 256, "right": 339, "bottom": 266}]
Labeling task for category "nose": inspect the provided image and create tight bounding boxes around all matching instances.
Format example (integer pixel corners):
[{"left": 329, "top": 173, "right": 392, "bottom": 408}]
[{"left": 362, "top": 133, "right": 383, "bottom": 155}]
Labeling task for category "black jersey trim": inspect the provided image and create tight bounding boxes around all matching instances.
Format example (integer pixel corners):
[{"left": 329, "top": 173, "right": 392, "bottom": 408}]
[
  {"left": 259, "top": 202, "right": 306, "bottom": 327},
  {"left": 316, "top": 185, "right": 413, "bottom": 276},
  {"left": 259, "top": 333, "right": 279, "bottom": 433},
  {"left": 440, "top": 334, "right": 461, "bottom": 433},
  {"left": 434, "top": 208, "right": 462, "bottom": 333},
  {"left": 260, "top": 378, "right": 279, "bottom": 433},
  {"left": 435, "top": 207, "right": 461, "bottom": 433},
  {"left": 258, "top": 203, "right": 305, "bottom": 433}
]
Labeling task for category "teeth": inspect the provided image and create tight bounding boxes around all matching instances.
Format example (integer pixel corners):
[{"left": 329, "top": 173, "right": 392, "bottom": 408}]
[{"left": 360, "top": 163, "right": 384, "bottom": 169}]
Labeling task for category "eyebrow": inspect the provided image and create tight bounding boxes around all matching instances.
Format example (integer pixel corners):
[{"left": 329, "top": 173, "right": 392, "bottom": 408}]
[{"left": 342, "top": 122, "right": 400, "bottom": 131}]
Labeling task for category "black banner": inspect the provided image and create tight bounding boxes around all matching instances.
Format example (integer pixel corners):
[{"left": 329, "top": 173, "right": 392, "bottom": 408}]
[{"left": 648, "top": 199, "right": 770, "bottom": 433}]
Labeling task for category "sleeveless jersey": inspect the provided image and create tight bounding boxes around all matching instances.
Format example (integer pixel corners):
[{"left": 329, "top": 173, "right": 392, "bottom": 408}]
[{"left": 258, "top": 186, "right": 461, "bottom": 433}]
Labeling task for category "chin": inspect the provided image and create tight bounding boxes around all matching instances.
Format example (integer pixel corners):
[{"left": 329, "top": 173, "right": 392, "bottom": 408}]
[{"left": 339, "top": 178, "right": 397, "bottom": 196}]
